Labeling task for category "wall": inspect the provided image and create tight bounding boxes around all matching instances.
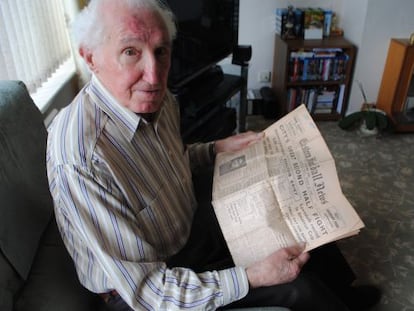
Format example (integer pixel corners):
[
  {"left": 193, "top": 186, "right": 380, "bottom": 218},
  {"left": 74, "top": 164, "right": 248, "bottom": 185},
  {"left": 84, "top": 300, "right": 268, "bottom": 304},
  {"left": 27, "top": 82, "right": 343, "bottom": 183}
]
[
  {"left": 42, "top": 74, "right": 79, "bottom": 126},
  {"left": 238, "top": 0, "right": 414, "bottom": 114},
  {"left": 344, "top": 0, "right": 414, "bottom": 113},
  {"left": 52, "top": 0, "right": 414, "bottom": 117},
  {"left": 238, "top": 0, "right": 343, "bottom": 90}
]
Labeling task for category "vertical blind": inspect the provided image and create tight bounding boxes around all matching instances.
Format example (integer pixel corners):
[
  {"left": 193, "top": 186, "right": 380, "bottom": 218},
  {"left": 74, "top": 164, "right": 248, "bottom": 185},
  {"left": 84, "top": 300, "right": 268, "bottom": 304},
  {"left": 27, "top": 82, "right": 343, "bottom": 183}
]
[{"left": 0, "top": 0, "right": 72, "bottom": 93}]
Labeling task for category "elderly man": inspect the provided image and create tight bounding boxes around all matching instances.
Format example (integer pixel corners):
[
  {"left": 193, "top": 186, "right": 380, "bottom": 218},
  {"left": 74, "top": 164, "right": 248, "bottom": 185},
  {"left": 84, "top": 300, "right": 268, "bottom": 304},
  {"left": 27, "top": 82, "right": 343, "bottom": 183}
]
[{"left": 46, "top": 0, "right": 380, "bottom": 310}]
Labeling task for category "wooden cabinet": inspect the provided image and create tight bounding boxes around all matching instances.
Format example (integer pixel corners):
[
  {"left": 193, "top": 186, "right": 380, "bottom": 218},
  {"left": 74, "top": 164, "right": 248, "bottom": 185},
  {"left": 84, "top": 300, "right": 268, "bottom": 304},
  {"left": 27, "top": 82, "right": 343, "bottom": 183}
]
[
  {"left": 377, "top": 38, "right": 414, "bottom": 132},
  {"left": 271, "top": 35, "right": 356, "bottom": 120}
]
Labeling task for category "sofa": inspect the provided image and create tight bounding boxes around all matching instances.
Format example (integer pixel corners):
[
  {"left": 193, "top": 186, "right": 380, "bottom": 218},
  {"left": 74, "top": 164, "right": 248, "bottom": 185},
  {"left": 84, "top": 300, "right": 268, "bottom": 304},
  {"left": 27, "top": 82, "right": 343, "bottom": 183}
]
[
  {"left": 0, "top": 80, "right": 108, "bottom": 311},
  {"left": 0, "top": 80, "right": 288, "bottom": 311}
]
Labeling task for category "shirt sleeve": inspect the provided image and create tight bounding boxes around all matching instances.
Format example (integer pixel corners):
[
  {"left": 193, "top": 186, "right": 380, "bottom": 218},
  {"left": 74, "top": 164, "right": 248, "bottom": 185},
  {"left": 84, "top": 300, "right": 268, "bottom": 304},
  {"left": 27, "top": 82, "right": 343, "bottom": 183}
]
[
  {"left": 188, "top": 141, "right": 215, "bottom": 172},
  {"left": 50, "top": 164, "right": 248, "bottom": 310}
]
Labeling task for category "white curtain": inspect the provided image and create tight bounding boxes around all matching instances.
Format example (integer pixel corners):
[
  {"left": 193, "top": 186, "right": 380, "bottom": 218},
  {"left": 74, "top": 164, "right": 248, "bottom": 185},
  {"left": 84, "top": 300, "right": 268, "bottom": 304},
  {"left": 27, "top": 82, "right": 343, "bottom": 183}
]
[{"left": 0, "top": 0, "right": 72, "bottom": 93}]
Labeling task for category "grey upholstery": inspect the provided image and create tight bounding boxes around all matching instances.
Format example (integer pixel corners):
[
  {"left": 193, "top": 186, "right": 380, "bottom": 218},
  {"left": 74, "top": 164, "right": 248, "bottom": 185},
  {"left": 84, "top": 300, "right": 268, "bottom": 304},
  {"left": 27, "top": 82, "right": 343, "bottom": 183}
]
[
  {"left": 0, "top": 80, "right": 106, "bottom": 311},
  {"left": 0, "top": 80, "right": 52, "bottom": 279}
]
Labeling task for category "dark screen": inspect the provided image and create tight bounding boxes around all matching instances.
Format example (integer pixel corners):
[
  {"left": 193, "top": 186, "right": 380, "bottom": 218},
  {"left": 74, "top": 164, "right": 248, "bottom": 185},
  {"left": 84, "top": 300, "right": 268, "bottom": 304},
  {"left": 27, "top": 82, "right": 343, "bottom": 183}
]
[{"left": 165, "top": 0, "right": 239, "bottom": 90}]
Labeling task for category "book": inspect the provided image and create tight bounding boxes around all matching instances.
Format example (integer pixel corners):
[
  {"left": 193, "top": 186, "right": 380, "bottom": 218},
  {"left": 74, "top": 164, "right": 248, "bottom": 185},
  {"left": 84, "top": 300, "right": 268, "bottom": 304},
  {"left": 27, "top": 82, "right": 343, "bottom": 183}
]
[
  {"left": 312, "top": 86, "right": 339, "bottom": 114},
  {"left": 336, "top": 84, "right": 346, "bottom": 114},
  {"left": 288, "top": 49, "right": 347, "bottom": 82},
  {"left": 323, "top": 10, "right": 333, "bottom": 37},
  {"left": 275, "top": 8, "right": 287, "bottom": 35},
  {"left": 293, "top": 8, "right": 304, "bottom": 38}
]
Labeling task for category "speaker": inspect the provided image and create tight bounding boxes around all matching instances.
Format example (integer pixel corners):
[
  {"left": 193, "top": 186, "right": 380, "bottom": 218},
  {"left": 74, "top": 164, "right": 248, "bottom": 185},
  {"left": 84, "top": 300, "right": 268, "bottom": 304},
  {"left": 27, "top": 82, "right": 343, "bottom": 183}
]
[
  {"left": 260, "top": 86, "right": 280, "bottom": 119},
  {"left": 232, "top": 45, "right": 252, "bottom": 66}
]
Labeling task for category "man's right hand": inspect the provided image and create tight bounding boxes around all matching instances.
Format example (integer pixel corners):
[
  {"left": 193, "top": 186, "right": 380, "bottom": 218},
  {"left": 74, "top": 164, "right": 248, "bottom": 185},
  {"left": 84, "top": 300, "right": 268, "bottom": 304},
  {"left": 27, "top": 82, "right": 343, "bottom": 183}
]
[{"left": 245, "top": 243, "right": 310, "bottom": 288}]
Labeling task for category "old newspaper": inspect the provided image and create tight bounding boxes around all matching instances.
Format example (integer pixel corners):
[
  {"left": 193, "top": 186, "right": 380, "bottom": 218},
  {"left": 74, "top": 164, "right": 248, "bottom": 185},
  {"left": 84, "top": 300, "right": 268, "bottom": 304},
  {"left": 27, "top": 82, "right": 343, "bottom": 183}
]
[{"left": 212, "top": 104, "right": 364, "bottom": 267}]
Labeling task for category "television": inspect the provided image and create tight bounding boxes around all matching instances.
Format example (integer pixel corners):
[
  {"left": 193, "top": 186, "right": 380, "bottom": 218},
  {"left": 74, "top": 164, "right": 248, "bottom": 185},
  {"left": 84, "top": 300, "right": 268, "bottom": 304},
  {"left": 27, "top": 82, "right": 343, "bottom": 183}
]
[{"left": 165, "top": 0, "right": 240, "bottom": 91}]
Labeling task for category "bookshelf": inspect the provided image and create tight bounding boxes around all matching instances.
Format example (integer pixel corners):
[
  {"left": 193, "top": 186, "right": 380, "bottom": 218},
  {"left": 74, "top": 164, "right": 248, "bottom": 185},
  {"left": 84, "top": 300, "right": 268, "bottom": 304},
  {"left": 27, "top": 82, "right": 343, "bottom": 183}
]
[
  {"left": 376, "top": 38, "right": 414, "bottom": 132},
  {"left": 271, "top": 34, "right": 357, "bottom": 120}
]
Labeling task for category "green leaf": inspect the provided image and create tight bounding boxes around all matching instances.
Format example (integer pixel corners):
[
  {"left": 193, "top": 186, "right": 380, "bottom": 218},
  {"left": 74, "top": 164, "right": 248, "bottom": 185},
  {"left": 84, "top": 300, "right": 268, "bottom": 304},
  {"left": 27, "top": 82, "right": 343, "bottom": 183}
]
[
  {"left": 338, "top": 112, "right": 364, "bottom": 129},
  {"left": 365, "top": 112, "right": 376, "bottom": 130},
  {"left": 376, "top": 113, "right": 388, "bottom": 130}
]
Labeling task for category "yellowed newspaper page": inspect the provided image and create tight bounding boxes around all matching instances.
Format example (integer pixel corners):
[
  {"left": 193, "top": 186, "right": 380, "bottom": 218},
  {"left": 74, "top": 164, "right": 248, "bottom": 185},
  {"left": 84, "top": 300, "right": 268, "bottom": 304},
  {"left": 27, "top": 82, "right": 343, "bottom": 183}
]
[{"left": 212, "top": 105, "right": 364, "bottom": 267}]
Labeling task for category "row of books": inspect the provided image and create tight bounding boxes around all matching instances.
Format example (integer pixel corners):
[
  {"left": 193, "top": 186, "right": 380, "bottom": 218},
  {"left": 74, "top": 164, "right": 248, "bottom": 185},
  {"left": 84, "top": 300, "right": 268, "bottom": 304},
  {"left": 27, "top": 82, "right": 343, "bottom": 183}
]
[
  {"left": 288, "top": 49, "right": 349, "bottom": 82},
  {"left": 287, "top": 85, "right": 345, "bottom": 115},
  {"left": 275, "top": 7, "right": 333, "bottom": 40}
]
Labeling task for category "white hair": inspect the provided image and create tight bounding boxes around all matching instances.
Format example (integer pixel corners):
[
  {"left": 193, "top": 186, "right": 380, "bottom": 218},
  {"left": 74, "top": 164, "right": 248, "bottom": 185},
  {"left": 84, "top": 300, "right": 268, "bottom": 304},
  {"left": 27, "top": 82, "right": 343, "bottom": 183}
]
[{"left": 71, "top": 0, "right": 177, "bottom": 51}]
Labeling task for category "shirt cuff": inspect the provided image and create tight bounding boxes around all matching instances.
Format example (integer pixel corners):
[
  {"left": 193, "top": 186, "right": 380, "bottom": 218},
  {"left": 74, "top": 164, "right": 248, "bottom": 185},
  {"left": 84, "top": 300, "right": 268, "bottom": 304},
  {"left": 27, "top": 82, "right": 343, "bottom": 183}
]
[
  {"left": 188, "top": 142, "right": 215, "bottom": 169},
  {"left": 218, "top": 267, "right": 249, "bottom": 306}
]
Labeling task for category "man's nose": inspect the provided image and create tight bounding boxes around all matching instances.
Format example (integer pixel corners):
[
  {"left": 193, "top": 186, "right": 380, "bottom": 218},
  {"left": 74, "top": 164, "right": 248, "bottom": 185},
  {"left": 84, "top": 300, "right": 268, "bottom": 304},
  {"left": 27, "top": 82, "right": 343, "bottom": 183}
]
[{"left": 143, "top": 54, "right": 160, "bottom": 84}]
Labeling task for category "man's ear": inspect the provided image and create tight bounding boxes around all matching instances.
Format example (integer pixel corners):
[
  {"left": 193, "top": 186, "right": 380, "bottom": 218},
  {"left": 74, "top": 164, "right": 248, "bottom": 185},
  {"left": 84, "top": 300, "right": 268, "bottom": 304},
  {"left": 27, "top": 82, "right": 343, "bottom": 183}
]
[{"left": 79, "top": 47, "right": 98, "bottom": 73}]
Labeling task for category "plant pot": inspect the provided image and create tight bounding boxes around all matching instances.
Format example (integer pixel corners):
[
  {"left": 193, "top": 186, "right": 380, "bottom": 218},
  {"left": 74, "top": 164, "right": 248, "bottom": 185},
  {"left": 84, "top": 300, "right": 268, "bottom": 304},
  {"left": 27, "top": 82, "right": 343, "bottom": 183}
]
[
  {"left": 359, "top": 119, "right": 378, "bottom": 136},
  {"left": 339, "top": 107, "right": 389, "bottom": 134}
]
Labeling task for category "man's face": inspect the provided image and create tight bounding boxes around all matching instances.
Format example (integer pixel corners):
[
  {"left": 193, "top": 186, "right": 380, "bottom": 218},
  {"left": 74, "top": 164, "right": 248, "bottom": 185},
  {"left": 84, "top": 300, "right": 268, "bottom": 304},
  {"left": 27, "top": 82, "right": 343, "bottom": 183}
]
[{"left": 85, "top": 5, "right": 171, "bottom": 113}]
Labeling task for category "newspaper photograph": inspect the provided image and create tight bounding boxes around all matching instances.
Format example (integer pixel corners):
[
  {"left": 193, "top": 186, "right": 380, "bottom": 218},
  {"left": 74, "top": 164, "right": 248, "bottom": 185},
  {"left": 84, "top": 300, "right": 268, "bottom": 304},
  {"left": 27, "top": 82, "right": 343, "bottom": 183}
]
[{"left": 212, "top": 104, "right": 364, "bottom": 267}]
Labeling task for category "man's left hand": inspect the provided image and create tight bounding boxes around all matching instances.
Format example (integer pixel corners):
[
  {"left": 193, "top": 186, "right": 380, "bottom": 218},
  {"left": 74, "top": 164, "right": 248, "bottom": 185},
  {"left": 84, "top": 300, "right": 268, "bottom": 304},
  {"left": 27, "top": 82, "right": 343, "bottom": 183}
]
[{"left": 215, "top": 131, "right": 264, "bottom": 154}]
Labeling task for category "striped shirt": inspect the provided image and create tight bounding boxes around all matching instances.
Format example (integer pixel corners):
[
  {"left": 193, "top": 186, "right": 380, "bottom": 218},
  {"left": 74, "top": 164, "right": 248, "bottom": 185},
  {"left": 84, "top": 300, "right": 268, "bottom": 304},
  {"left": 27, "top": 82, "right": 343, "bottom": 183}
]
[{"left": 46, "top": 76, "right": 249, "bottom": 310}]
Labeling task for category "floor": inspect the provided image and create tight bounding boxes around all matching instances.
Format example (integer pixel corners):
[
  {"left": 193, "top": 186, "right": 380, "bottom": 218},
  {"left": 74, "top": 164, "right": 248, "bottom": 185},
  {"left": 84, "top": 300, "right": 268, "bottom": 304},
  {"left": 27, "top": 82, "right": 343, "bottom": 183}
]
[{"left": 241, "top": 113, "right": 414, "bottom": 311}]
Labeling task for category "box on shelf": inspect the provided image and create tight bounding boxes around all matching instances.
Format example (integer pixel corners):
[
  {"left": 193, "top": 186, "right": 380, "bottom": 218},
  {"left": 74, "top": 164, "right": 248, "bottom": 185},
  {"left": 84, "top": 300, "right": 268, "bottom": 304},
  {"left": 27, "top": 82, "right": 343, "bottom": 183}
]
[
  {"left": 275, "top": 7, "right": 303, "bottom": 39},
  {"left": 275, "top": 6, "right": 339, "bottom": 40},
  {"left": 275, "top": 8, "right": 287, "bottom": 36},
  {"left": 303, "top": 8, "right": 324, "bottom": 39}
]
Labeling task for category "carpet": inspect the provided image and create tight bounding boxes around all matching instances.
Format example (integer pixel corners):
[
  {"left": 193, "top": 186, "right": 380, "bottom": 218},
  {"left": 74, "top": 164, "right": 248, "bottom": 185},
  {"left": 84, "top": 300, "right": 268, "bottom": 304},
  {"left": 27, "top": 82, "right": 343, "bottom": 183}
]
[{"left": 245, "top": 115, "right": 414, "bottom": 311}]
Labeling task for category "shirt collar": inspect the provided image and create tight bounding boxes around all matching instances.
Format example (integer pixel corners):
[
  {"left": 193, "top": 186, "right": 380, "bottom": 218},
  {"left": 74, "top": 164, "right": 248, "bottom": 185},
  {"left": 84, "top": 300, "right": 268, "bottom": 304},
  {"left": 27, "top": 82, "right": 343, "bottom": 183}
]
[{"left": 88, "top": 75, "right": 159, "bottom": 141}]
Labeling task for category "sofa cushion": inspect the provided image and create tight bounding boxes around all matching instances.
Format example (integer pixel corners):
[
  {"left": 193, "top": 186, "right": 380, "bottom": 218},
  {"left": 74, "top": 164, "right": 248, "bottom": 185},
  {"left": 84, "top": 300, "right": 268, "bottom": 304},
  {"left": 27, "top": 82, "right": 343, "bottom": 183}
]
[
  {"left": 0, "top": 250, "right": 23, "bottom": 311},
  {"left": 0, "top": 185, "right": 52, "bottom": 279},
  {"left": 15, "top": 219, "right": 106, "bottom": 311},
  {"left": 0, "top": 80, "right": 53, "bottom": 280},
  {"left": 0, "top": 289, "right": 13, "bottom": 311}
]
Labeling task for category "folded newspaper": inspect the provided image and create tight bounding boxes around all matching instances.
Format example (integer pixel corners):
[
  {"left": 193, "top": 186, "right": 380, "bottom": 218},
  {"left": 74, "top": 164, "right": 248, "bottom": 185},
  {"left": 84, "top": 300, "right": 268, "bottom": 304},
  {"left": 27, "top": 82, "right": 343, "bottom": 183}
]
[{"left": 212, "top": 104, "right": 364, "bottom": 267}]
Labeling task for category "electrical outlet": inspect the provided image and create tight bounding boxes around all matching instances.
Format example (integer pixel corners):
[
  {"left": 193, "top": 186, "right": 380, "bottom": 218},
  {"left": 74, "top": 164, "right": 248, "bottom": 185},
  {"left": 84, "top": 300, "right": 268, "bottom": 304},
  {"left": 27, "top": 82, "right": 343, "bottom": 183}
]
[{"left": 259, "top": 71, "right": 271, "bottom": 83}]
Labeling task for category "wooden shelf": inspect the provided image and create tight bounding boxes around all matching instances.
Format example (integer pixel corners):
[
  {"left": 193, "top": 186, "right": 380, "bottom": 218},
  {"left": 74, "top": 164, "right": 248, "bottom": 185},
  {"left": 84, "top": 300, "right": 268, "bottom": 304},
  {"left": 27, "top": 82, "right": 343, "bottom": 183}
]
[
  {"left": 271, "top": 35, "right": 357, "bottom": 120},
  {"left": 377, "top": 38, "right": 414, "bottom": 132},
  {"left": 286, "top": 80, "right": 347, "bottom": 88}
]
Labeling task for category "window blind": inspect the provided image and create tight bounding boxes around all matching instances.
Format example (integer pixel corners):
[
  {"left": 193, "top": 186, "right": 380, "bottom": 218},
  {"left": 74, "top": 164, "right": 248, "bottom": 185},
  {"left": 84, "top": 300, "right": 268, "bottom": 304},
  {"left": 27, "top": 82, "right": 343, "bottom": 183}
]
[{"left": 0, "top": 0, "right": 73, "bottom": 93}]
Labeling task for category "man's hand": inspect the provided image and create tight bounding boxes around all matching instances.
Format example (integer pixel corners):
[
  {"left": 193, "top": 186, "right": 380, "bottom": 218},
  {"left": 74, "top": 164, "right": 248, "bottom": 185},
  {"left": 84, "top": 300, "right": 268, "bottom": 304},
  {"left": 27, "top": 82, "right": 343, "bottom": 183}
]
[
  {"left": 215, "top": 131, "right": 264, "bottom": 154},
  {"left": 246, "top": 243, "right": 310, "bottom": 288}
]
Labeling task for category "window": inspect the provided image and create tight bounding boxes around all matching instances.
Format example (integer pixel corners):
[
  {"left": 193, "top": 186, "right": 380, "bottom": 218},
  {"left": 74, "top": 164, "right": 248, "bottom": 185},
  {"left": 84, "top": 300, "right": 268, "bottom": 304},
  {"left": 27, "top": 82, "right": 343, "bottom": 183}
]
[{"left": 0, "top": 0, "right": 75, "bottom": 111}]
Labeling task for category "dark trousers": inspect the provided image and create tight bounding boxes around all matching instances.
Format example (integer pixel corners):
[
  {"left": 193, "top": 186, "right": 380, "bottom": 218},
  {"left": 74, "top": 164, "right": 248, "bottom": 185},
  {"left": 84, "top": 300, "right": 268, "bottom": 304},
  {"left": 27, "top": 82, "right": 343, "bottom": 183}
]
[
  {"left": 106, "top": 167, "right": 356, "bottom": 310},
  {"left": 167, "top": 167, "right": 356, "bottom": 311}
]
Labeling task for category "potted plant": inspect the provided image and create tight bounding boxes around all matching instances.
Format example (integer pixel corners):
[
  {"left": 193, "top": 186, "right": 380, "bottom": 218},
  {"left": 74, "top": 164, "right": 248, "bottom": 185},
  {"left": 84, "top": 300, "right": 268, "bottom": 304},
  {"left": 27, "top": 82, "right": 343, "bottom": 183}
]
[{"left": 338, "top": 80, "right": 389, "bottom": 135}]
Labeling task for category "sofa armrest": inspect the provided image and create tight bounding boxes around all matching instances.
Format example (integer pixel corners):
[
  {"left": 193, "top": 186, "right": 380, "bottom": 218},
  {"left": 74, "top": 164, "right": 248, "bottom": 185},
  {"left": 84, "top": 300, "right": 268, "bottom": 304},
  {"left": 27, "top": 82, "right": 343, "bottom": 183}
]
[{"left": 14, "top": 219, "right": 107, "bottom": 311}]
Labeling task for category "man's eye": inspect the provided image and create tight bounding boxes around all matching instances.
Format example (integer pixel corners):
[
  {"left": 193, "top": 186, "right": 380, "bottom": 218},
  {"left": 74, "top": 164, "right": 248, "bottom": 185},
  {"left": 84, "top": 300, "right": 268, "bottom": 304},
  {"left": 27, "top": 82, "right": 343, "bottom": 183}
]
[
  {"left": 120, "top": 48, "right": 140, "bottom": 65},
  {"left": 155, "top": 47, "right": 171, "bottom": 59},
  {"left": 124, "top": 48, "right": 138, "bottom": 56}
]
